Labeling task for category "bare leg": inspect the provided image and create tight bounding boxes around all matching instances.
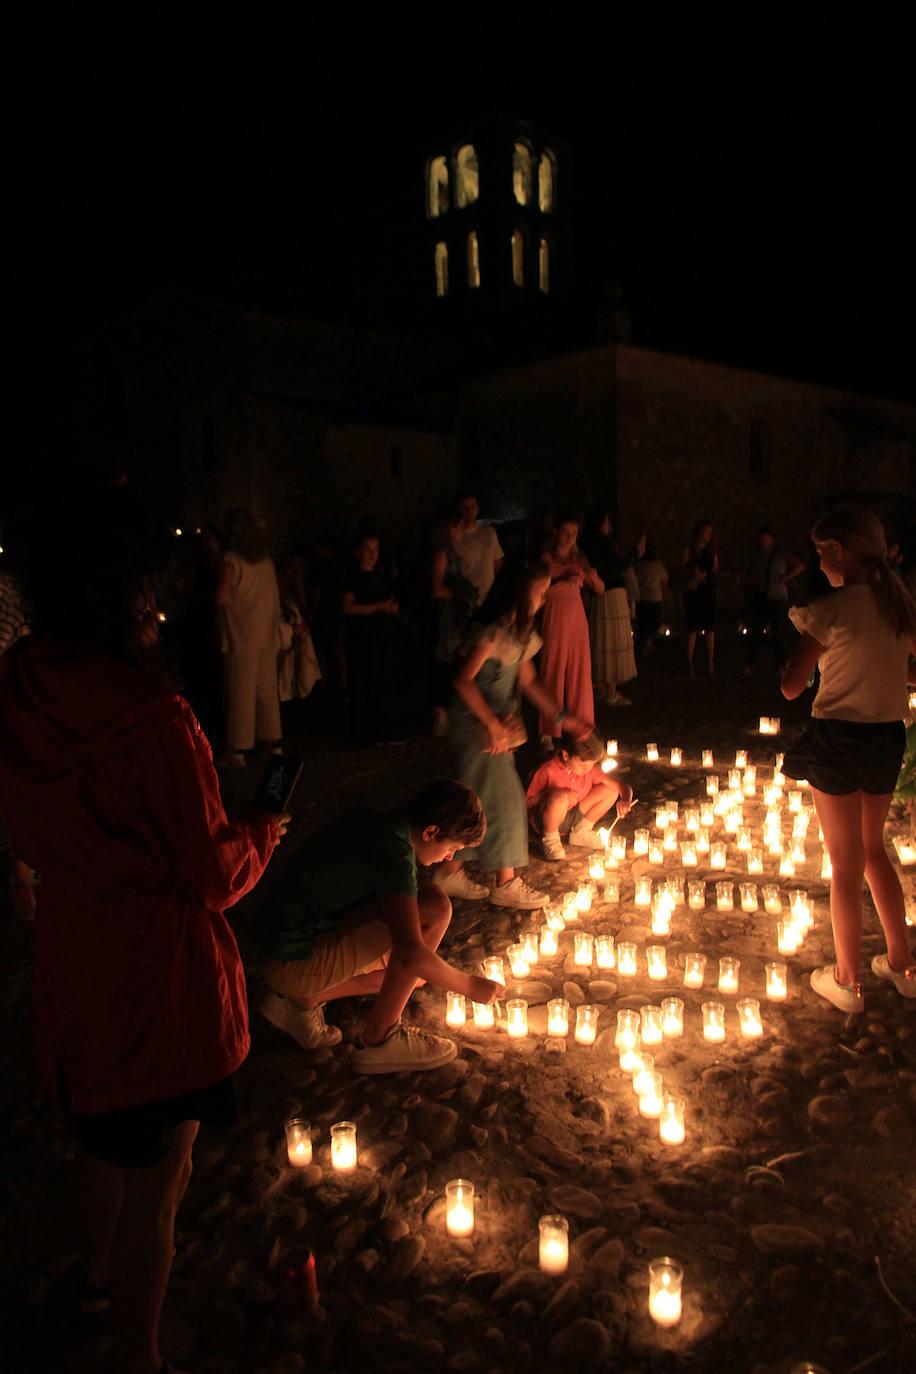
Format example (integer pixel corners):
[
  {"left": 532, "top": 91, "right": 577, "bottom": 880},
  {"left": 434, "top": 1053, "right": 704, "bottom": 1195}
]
[
  {"left": 540, "top": 790, "right": 572, "bottom": 833},
  {"left": 687, "top": 631, "right": 697, "bottom": 676},
  {"left": 579, "top": 783, "right": 619, "bottom": 822},
  {"left": 861, "top": 792, "right": 913, "bottom": 971},
  {"left": 811, "top": 788, "right": 865, "bottom": 985},
  {"left": 110, "top": 1119, "right": 199, "bottom": 1374},
  {"left": 78, "top": 1153, "right": 124, "bottom": 1292},
  {"left": 361, "top": 886, "right": 452, "bottom": 1043},
  {"left": 706, "top": 631, "right": 716, "bottom": 676},
  {"left": 493, "top": 867, "right": 515, "bottom": 885}
]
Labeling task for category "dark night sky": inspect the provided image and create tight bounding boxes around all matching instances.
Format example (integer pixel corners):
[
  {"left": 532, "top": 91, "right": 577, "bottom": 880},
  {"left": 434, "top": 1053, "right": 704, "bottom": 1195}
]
[{"left": 46, "top": 35, "right": 914, "bottom": 403}]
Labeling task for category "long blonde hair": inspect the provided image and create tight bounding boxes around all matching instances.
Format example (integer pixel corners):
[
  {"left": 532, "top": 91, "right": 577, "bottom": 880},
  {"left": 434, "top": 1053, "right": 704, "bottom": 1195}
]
[{"left": 813, "top": 506, "right": 916, "bottom": 638}]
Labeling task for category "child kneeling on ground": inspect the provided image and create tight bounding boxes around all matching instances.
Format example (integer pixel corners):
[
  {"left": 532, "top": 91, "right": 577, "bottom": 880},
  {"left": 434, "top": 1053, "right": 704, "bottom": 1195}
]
[
  {"left": 526, "top": 732, "right": 634, "bottom": 860},
  {"left": 255, "top": 779, "right": 502, "bottom": 1072}
]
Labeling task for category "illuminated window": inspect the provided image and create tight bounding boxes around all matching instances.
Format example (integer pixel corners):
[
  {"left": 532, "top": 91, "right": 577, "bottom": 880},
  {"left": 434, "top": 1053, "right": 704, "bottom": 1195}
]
[
  {"left": 456, "top": 144, "right": 479, "bottom": 208},
  {"left": 512, "top": 230, "right": 525, "bottom": 286},
  {"left": 435, "top": 243, "right": 449, "bottom": 297},
  {"left": 539, "top": 237, "right": 550, "bottom": 293},
  {"left": 539, "top": 150, "right": 556, "bottom": 212},
  {"left": 467, "top": 232, "right": 480, "bottom": 289},
  {"left": 513, "top": 142, "right": 533, "bottom": 206},
  {"left": 427, "top": 156, "right": 450, "bottom": 218}
]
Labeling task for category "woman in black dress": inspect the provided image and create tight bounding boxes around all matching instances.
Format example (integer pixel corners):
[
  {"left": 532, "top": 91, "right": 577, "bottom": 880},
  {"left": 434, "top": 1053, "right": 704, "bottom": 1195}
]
[
  {"left": 342, "top": 531, "right": 410, "bottom": 745},
  {"left": 680, "top": 520, "right": 719, "bottom": 677}
]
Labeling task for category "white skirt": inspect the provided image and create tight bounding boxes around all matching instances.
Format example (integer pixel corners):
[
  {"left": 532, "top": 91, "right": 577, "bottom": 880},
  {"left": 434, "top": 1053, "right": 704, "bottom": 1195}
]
[{"left": 589, "top": 587, "right": 637, "bottom": 689}]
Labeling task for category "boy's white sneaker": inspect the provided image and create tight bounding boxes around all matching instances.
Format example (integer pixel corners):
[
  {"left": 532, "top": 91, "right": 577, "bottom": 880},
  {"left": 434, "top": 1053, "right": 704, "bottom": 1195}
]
[
  {"left": 351, "top": 1022, "right": 457, "bottom": 1074},
  {"left": 260, "top": 991, "right": 344, "bottom": 1049},
  {"left": 568, "top": 824, "right": 603, "bottom": 849},
  {"left": 490, "top": 876, "right": 548, "bottom": 910},
  {"left": 541, "top": 831, "right": 567, "bottom": 861},
  {"left": 871, "top": 954, "right": 916, "bottom": 999},
  {"left": 809, "top": 965, "right": 864, "bottom": 1014},
  {"left": 435, "top": 869, "right": 490, "bottom": 900}
]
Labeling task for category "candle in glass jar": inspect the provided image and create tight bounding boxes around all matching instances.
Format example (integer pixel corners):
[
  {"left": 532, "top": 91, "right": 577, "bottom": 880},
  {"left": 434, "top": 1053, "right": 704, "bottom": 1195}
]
[
  {"left": 331, "top": 1121, "right": 358, "bottom": 1171},
  {"left": 685, "top": 808, "right": 700, "bottom": 833},
  {"left": 507, "top": 944, "right": 530, "bottom": 978},
  {"left": 539, "top": 1214, "right": 569, "bottom": 1275},
  {"left": 680, "top": 840, "right": 698, "bottom": 867},
  {"left": 659, "top": 1098, "right": 686, "bottom": 1147},
  {"left": 666, "top": 800, "right": 680, "bottom": 820},
  {"left": 639, "top": 1071, "right": 664, "bottom": 1117},
  {"left": 631, "top": 1050, "right": 654, "bottom": 1094},
  {"left": 651, "top": 894, "right": 673, "bottom": 937},
  {"left": 777, "top": 919, "right": 800, "bottom": 955},
  {"left": 788, "top": 790, "right": 803, "bottom": 813},
  {"left": 539, "top": 925, "right": 559, "bottom": 959},
  {"left": 641, "top": 1004, "right": 664, "bottom": 1045},
  {"left": 737, "top": 998, "right": 764, "bottom": 1038},
  {"left": 574, "top": 932, "right": 594, "bottom": 967},
  {"left": 633, "top": 828, "right": 650, "bottom": 856},
  {"left": 506, "top": 999, "right": 528, "bottom": 1038},
  {"left": 670, "top": 746, "right": 683, "bottom": 767},
  {"left": 759, "top": 715, "right": 771, "bottom": 734},
  {"left": 611, "top": 834, "right": 628, "bottom": 863},
  {"left": 763, "top": 784, "right": 782, "bottom": 806},
  {"left": 768, "top": 833, "right": 785, "bottom": 856},
  {"left": 702, "top": 748, "right": 714, "bottom": 768},
  {"left": 617, "top": 941, "right": 638, "bottom": 977},
  {"left": 597, "top": 826, "right": 612, "bottom": 852},
  {"left": 710, "top": 842, "right": 727, "bottom": 870},
  {"left": 700, "top": 802, "right": 715, "bottom": 827},
  {"left": 473, "top": 999, "right": 496, "bottom": 1028},
  {"left": 603, "top": 872, "right": 621, "bottom": 903},
  {"left": 588, "top": 858, "right": 605, "bottom": 883},
  {"left": 649, "top": 840, "right": 665, "bottom": 866},
  {"left": 521, "top": 930, "right": 540, "bottom": 964},
  {"left": 718, "top": 956, "right": 740, "bottom": 993},
  {"left": 446, "top": 991, "right": 467, "bottom": 1026},
  {"left": 575, "top": 883, "right": 594, "bottom": 913},
  {"left": 716, "top": 881, "right": 735, "bottom": 912},
  {"left": 724, "top": 809, "right": 743, "bottom": 835},
  {"left": 735, "top": 827, "right": 751, "bottom": 853},
  {"left": 595, "top": 933, "right": 616, "bottom": 969},
  {"left": 791, "top": 839, "right": 807, "bottom": 866},
  {"left": 445, "top": 1179, "right": 474, "bottom": 1236},
  {"left": 482, "top": 955, "right": 506, "bottom": 987},
  {"left": 562, "top": 893, "right": 579, "bottom": 923},
  {"left": 683, "top": 952, "right": 707, "bottom": 988},
  {"left": 615, "top": 1008, "right": 641, "bottom": 1056},
  {"left": 547, "top": 998, "right": 570, "bottom": 1036},
  {"left": 661, "top": 996, "right": 685, "bottom": 1037},
  {"left": 728, "top": 768, "right": 742, "bottom": 791},
  {"left": 285, "top": 1118, "right": 313, "bottom": 1167},
  {"left": 821, "top": 851, "right": 832, "bottom": 880},
  {"left": 648, "top": 1256, "right": 683, "bottom": 1326},
  {"left": 575, "top": 1003, "right": 599, "bottom": 1045},
  {"left": 545, "top": 906, "right": 566, "bottom": 933},
  {"left": 647, "top": 742, "right": 659, "bottom": 762},
  {"left": 702, "top": 1001, "right": 726, "bottom": 1042},
  {"left": 779, "top": 855, "right": 796, "bottom": 878},
  {"left": 740, "top": 882, "right": 759, "bottom": 912},
  {"left": 706, "top": 773, "right": 720, "bottom": 797},
  {"left": 646, "top": 945, "right": 668, "bottom": 981},
  {"left": 663, "top": 827, "right": 678, "bottom": 853},
  {"left": 696, "top": 831, "right": 710, "bottom": 856},
  {"left": 687, "top": 879, "right": 706, "bottom": 910},
  {"left": 735, "top": 749, "right": 748, "bottom": 768},
  {"left": 742, "top": 767, "right": 757, "bottom": 797},
  {"left": 893, "top": 835, "right": 916, "bottom": 866},
  {"left": 655, "top": 804, "right": 669, "bottom": 831},
  {"left": 765, "top": 961, "right": 788, "bottom": 1001},
  {"left": 635, "top": 875, "right": 652, "bottom": 907},
  {"left": 747, "top": 848, "right": 764, "bottom": 876}
]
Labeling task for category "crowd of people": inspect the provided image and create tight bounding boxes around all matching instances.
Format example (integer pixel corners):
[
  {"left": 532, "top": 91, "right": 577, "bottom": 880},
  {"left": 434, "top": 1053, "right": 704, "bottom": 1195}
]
[{"left": 0, "top": 484, "right": 914, "bottom": 1373}]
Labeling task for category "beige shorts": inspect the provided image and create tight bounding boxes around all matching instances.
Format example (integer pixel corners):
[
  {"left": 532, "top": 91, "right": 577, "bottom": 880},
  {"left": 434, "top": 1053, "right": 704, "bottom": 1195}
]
[{"left": 259, "top": 906, "right": 393, "bottom": 1002}]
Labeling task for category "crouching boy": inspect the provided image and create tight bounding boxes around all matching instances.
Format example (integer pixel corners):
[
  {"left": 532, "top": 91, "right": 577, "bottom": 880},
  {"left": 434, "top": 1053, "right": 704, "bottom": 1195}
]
[
  {"left": 526, "top": 732, "right": 634, "bottom": 860},
  {"left": 256, "top": 779, "right": 501, "bottom": 1072}
]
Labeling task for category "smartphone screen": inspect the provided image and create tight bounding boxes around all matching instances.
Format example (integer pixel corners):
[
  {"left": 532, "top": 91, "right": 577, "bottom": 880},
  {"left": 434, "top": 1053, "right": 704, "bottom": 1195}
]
[{"left": 251, "top": 756, "right": 303, "bottom": 814}]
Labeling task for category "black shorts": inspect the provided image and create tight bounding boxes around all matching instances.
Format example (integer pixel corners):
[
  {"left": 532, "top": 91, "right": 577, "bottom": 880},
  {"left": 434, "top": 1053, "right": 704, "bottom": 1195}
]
[
  {"left": 781, "top": 718, "right": 905, "bottom": 797},
  {"left": 70, "top": 1075, "right": 238, "bottom": 1169}
]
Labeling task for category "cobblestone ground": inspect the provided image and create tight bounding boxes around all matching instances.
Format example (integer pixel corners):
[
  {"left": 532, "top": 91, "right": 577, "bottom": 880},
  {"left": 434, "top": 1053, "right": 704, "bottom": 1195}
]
[{"left": 2, "top": 634, "right": 914, "bottom": 1374}]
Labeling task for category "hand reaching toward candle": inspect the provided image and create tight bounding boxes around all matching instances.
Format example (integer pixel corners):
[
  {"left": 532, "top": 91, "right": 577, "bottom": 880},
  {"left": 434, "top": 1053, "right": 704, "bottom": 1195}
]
[
  {"left": 614, "top": 784, "right": 635, "bottom": 818},
  {"left": 468, "top": 975, "right": 503, "bottom": 1005}
]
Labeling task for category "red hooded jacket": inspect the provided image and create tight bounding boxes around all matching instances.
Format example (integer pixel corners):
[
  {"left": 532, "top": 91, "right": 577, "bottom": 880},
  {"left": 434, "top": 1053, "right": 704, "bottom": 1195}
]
[{"left": 0, "top": 638, "right": 279, "bottom": 1115}]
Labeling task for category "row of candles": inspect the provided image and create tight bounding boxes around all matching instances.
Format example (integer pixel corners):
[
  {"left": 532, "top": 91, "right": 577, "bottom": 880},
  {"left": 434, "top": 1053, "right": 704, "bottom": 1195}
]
[
  {"left": 448, "top": 989, "right": 769, "bottom": 1042},
  {"left": 645, "top": 730, "right": 781, "bottom": 765}
]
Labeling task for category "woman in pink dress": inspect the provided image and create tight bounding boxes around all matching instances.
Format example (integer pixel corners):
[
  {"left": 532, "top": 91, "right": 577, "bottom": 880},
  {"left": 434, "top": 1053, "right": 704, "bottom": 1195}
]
[{"left": 538, "top": 516, "right": 604, "bottom": 744}]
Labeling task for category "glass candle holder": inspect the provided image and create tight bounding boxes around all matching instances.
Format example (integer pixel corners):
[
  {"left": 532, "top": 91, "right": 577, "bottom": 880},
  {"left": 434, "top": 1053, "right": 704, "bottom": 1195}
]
[
  {"left": 710, "top": 842, "right": 727, "bottom": 870},
  {"left": 716, "top": 881, "right": 735, "bottom": 912},
  {"left": 788, "top": 789, "right": 804, "bottom": 813},
  {"left": 742, "top": 767, "right": 757, "bottom": 797},
  {"left": 547, "top": 998, "right": 570, "bottom": 1037},
  {"left": 285, "top": 1118, "right": 313, "bottom": 1167},
  {"left": 595, "top": 933, "right": 616, "bottom": 969},
  {"left": 562, "top": 892, "right": 579, "bottom": 923},
  {"left": 646, "top": 945, "right": 668, "bottom": 981},
  {"left": 777, "top": 919, "right": 800, "bottom": 955},
  {"left": 683, "top": 952, "right": 707, "bottom": 988},
  {"left": 521, "top": 930, "right": 540, "bottom": 964},
  {"left": 617, "top": 941, "right": 638, "bottom": 976},
  {"left": 736, "top": 827, "right": 752, "bottom": 852},
  {"left": 639, "top": 1072, "right": 664, "bottom": 1118},
  {"left": 724, "top": 809, "right": 743, "bottom": 835},
  {"left": 700, "top": 802, "right": 715, "bottom": 828},
  {"left": 606, "top": 738, "right": 618, "bottom": 757},
  {"left": 893, "top": 835, "right": 916, "bottom": 866},
  {"left": 663, "top": 827, "right": 678, "bottom": 853},
  {"left": 615, "top": 1008, "right": 641, "bottom": 1055},
  {"left": 539, "top": 925, "right": 559, "bottom": 959},
  {"left": 728, "top": 768, "right": 742, "bottom": 791},
  {"left": 696, "top": 830, "right": 711, "bottom": 856},
  {"left": 588, "top": 858, "right": 605, "bottom": 883},
  {"left": 737, "top": 997, "right": 764, "bottom": 1038},
  {"left": 635, "top": 876, "right": 652, "bottom": 907},
  {"left": 779, "top": 855, "right": 796, "bottom": 878},
  {"left": 702, "top": 748, "right": 714, "bottom": 768},
  {"left": 768, "top": 834, "right": 785, "bottom": 857},
  {"left": 789, "top": 889, "right": 810, "bottom": 923},
  {"left": 611, "top": 834, "right": 627, "bottom": 863},
  {"left": 473, "top": 999, "right": 496, "bottom": 1028},
  {"left": 446, "top": 991, "right": 467, "bottom": 1027},
  {"left": 647, "top": 742, "right": 659, "bottom": 762},
  {"left": 661, "top": 996, "right": 685, "bottom": 1037},
  {"left": 574, "top": 932, "right": 594, "bottom": 967},
  {"left": 666, "top": 800, "right": 679, "bottom": 819},
  {"left": 687, "top": 879, "right": 706, "bottom": 911},
  {"left": 735, "top": 749, "right": 748, "bottom": 769},
  {"left": 667, "top": 877, "right": 685, "bottom": 907},
  {"left": 791, "top": 840, "right": 807, "bottom": 866},
  {"left": 649, "top": 1256, "right": 684, "bottom": 1326},
  {"left": 820, "top": 851, "right": 832, "bottom": 880},
  {"left": 650, "top": 897, "right": 672, "bottom": 938},
  {"left": 765, "top": 961, "right": 788, "bottom": 1001},
  {"left": 655, "top": 804, "right": 669, "bottom": 831},
  {"left": 604, "top": 874, "right": 621, "bottom": 903},
  {"left": 631, "top": 1050, "right": 655, "bottom": 1093},
  {"left": 507, "top": 944, "right": 530, "bottom": 978},
  {"left": 506, "top": 999, "right": 528, "bottom": 1038},
  {"left": 702, "top": 1001, "right": 726, "bottom": 1042},
  {"left": 649, "top": 841, "right": 665, "bottom": 866},
  {"left": 575, "top": 1003, "right": 599, "bottom": 1045},
  {"left": 706, "top": 774, "right": 720, "bottom": 797},
  {"left": 718, "top": 956, "right": 740, "bottom": 993},
  {"left": 575, "top": 883, "right": 594, "bottom": 913},
  {"left": 331, "top": 1121, "right": 358, "bottom": 1171},
  {"left": 445, "top": 1178, "right": 474, "bottom": 1236},
  {"left": 763, "top": 784, "right": 782, "bottom": 806},
  {"left": 746, "top": 848, "right": 764, "bottom": 876},
  {"left": 659, "top": 1097, "right": 686, "bottom": 1146},
  {"left": 740, "top": 882, "right": 759, "bottom": 913},
  {"left": 634, "top": 828, "right": 650, "bottom": 855},
  {"left": 539, "top": 1214, "right": 569, "bottom": 1275},
  {"left": 680, "top": 841, "right": 698, "bottom": 867},
  {"left": 684, "top": 808, "right": 700, "bottom": 833},
  {"left": 482, "top": 955, "right": 506, "bottom": 986},
  {"left": 598, "top": 826, "right": 612, "bottom": 853},
  {"left": 545, "top": 907, "right": 566, "bottom": 933},
  {"left": 670, "top": 746, "right": 683, "bottom": 767},
  {"left": 640, "top": 1004, "right": 664, "bottom": 1045}
]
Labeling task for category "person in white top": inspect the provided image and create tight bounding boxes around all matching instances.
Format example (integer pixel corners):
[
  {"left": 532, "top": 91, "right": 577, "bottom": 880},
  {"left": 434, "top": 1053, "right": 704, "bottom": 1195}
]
[
  {"left": 781, "top": 506, "right": 916, "bottom": 1012},
  {"left": 455, "top": 493, "right": 504, "bottom": 604},
  {"left": 216, "top": 510, "right": 283, "bottom": 766}
]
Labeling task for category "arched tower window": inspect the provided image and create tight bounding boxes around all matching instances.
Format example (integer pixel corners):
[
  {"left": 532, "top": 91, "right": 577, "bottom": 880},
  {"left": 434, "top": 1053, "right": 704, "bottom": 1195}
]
[
  {"left": 435, "top": 243, "right": 449, "bottom": 297},
  {"left": 467, "top": 232, "right": 480, "bottom": 289},
  {"left": 513, "top": 142, "right": 533, "bottom": 206},
  {"left": 427, "top": 156, "right": 450, "bottom": 218},
  {"left": 539, "top": 237, "right": 550, "bottom": 294},
  {"left": 456, "top": 144, "right": 479, "bottom": 208},
  {"left": 511, "top": 230, "right": 525, "bottom": 287},
  {"left": 539, "top": 150, "right": 556, "bottom": 213}
]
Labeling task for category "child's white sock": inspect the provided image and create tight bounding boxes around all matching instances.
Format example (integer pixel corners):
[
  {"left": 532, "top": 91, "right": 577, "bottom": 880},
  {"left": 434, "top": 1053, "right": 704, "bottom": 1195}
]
[{"left": 543, "top": 829, "right": 561, "bottom": 845}]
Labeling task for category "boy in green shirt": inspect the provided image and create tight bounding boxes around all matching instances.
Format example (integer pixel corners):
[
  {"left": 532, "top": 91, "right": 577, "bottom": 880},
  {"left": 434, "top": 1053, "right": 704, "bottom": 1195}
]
[{"left": 257, "top": 779, "right": 501, "bottom": 1072}]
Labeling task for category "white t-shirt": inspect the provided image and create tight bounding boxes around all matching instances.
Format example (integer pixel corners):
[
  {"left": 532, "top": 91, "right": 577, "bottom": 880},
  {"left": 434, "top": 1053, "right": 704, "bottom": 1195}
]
[
  {"left": 457, "top": 524, "right": 504, "bottom": 602},
  {"left": 219, "top": 553, "right": 282, "bottom": 654},
  {"left": 789, "top": 585, "right": 911, "bottom": 723}
]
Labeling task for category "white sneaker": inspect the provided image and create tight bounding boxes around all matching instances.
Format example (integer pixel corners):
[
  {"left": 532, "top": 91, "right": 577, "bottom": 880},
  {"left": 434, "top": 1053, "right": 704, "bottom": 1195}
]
[
  {"left": 567, "top": 825, "right": 603, "bottom": 850},
  {"left": 541, "top": 832, "right": 567, "bottom": 861},
  {"left": 871, "top": 954, "right": 916, "bottom": 999},
  {"left": 435, "top": 868, "right": 490, "bottom": 900},
  {"left": 260, "top": 991, "right": 343, "bottom": 1049},
  {"left": 490, "top": 876, "right": 548, "bottom": 910},
  {"left": 351, "top": 1022, "right": 457, "bottom": 1074},
  {"left": 809, "top": 965, "right": 864, "bottom": 1013}
]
